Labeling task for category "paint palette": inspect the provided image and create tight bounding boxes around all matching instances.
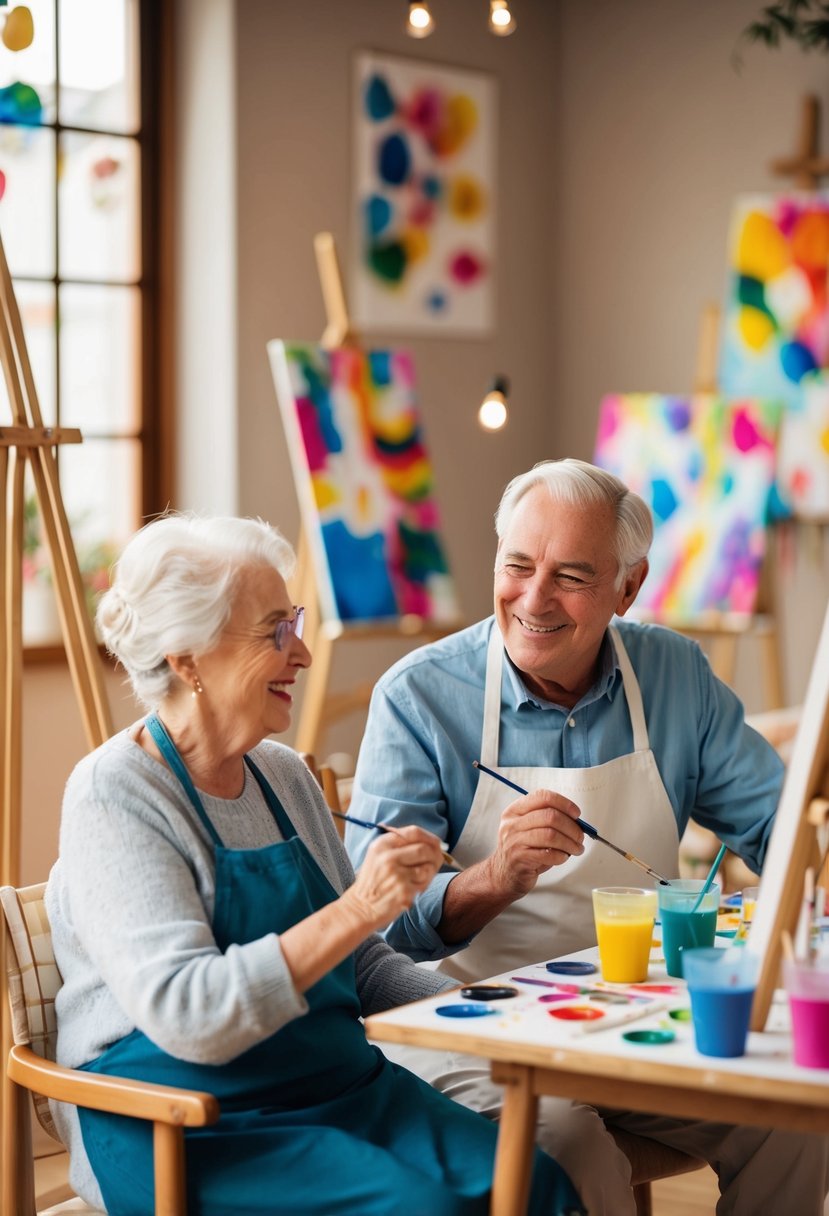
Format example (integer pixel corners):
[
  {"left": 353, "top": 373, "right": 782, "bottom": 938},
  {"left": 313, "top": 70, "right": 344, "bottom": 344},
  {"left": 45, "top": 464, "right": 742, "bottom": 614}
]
[
  {"left": 545, "top": 961, "right": 597, "bottom": 977},
  {"left": 436, "top": 1004, "right": 499, "bottom": 1019},
  {"left": 622, "top": 1028, "right": 675, "bottom": 1045}
]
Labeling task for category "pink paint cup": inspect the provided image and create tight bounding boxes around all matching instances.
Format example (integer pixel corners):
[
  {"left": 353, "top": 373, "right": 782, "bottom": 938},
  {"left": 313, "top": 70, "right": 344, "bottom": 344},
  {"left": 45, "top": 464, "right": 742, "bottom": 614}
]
[{"left": 783, "top": 959, "right": 829, "bottom": 1070}]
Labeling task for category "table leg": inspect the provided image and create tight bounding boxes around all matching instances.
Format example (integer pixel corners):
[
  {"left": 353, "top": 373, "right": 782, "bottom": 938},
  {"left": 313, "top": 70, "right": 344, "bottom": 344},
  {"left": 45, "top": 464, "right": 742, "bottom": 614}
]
[{"left": 490, "top": 1062, "right": 538, "bottom": 1216}]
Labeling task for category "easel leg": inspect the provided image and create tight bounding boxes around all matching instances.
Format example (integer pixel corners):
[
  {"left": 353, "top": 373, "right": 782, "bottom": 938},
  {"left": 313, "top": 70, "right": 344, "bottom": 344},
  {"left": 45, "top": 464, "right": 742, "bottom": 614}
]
[
  {"left": 296, "top": 629, "right": 334, "bottom": 756},
  {"left": 709, "top": 635, "right": 737, "bottom": 687}
]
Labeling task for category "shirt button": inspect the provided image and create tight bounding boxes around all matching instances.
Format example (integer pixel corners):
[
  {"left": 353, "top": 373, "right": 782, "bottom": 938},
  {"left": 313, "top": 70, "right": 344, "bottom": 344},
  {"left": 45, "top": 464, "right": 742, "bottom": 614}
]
[{"left": 568, "top": 718, "right": 576, "bottom": 728}]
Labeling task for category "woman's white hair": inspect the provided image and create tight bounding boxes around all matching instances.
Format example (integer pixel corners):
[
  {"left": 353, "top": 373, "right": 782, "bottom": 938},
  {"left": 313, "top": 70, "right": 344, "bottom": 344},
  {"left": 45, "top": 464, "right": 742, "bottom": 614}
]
[
  {"left": 494, "top": 459, "right": 653, "bottom": 587},
  {"left": 96, "top": 513, "right": 296, "bottom": 709}
]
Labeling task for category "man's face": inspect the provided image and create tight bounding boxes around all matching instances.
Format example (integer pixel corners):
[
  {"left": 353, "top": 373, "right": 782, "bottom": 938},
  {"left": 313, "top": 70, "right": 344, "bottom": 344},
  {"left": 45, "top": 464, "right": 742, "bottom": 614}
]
[{"left": 493, "top": 485, "right": 647, "bottom": 705}]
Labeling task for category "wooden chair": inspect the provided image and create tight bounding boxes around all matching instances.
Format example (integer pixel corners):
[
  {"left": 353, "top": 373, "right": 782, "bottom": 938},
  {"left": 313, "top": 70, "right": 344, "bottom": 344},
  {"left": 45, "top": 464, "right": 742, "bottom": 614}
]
[
  {"left": 609, "top": 1126, "right": 705, "bottom": 1216},
  {"left": 299, "top": 752, "right": 344, "bottom": 836},
  {"left": 1, "top": 882, "right": 220, "bottom": 1216}
]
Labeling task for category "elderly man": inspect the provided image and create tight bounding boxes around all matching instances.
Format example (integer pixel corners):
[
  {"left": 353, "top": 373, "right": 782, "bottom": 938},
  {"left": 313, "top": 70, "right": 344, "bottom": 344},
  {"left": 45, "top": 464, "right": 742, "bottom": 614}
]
[{"left": 347, "top": 458, "right": 828, "bottom": 1216}]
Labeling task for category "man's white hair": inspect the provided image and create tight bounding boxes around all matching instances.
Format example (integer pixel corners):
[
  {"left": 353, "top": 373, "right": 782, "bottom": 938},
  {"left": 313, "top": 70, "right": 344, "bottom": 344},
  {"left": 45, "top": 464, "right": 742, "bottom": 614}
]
[{"left": 494, "top": 459, "right": 653, "bottom": 587}]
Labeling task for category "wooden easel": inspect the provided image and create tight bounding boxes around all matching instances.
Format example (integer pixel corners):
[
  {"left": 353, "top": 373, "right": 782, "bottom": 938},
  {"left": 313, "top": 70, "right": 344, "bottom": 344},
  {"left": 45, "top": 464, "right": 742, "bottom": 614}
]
[
  {"left": 290, "top": 234, "right": 462, "bottom": 756},
  {"left": 0, "top": 229, "right": 114, "bottom": 1204},
  {"left": 749, "top": 593, "right": 829, "bottom": 1029},
  {"left": 770, "top": 93, "right": 829, "bottom": 190}
]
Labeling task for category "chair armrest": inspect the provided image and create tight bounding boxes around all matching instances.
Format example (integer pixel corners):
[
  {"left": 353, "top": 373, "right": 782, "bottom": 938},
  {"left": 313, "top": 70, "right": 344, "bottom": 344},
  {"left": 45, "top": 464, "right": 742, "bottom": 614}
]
[{"left": 8, "top": 1044, "right": 219, "bottom": 1127}]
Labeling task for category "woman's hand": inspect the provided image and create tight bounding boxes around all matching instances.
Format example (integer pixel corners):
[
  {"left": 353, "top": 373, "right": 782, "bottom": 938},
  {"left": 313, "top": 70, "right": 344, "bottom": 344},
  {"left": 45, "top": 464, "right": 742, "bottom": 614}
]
[{"left": 340, "top": 826, "right": 445, "bottom": 932}]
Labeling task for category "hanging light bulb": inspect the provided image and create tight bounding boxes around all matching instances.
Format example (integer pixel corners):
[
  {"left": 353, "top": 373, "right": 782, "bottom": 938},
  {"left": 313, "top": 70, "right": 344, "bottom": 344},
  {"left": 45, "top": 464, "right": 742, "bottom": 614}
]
[
  {"left": 406, "top": 1, "right": 435, "bottom": 38},
  {"left": 488, "top": 0, "right": 517, "bottom": 36},
  {"left": 478, "top": 376, "right": 510, "bottom": 432}
]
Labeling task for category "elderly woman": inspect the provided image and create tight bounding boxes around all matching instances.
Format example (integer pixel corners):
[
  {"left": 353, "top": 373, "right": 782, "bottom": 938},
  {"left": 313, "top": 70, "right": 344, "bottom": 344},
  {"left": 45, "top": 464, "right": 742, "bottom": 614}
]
[{"left": 46, "top": 514, "right": 582, "bottom": 1216}]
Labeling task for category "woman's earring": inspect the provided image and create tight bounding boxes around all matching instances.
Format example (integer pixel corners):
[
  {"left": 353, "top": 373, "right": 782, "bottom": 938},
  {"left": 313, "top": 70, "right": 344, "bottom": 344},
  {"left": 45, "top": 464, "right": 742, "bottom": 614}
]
[{"left": 192, "top": 675, "right": 204, "bottom": 698}]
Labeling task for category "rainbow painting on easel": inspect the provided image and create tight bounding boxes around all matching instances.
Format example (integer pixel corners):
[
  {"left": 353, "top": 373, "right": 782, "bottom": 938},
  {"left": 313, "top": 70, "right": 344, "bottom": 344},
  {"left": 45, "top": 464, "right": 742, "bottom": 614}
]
[
  {"left": 594, "top": 393, "right": 782, "bottom": 621},
  {"left": 719, "top": 195, "right": 829, "bottom": 409},
  {"left": 269, "top": 340, "right": 460, "bottom": 625}
]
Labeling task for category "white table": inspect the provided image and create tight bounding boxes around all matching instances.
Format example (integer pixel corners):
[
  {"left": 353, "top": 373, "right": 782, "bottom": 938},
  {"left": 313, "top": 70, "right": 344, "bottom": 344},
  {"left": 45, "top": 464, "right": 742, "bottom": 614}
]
[{"left": 365, "top": 949, "right": 829, "bottom": 1216}]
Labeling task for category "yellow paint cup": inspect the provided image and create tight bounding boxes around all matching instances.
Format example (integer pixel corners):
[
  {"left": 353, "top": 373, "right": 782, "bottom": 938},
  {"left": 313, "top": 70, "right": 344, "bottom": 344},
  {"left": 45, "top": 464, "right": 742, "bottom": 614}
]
[{"left": 592, "top": 886, "right": 658, "bottom": 983}]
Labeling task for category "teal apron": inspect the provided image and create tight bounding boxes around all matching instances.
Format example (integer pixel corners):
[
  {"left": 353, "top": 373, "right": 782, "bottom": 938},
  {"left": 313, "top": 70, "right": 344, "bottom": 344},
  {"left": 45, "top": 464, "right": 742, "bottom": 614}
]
[{"left": 77, "top": 714, "right": 583, "bottom": 1216}]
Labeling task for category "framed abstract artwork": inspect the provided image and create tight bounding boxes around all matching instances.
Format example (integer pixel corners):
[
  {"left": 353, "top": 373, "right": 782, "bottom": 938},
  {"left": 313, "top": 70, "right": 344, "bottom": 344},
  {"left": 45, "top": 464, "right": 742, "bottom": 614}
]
[
  {"left": 594, "top": 393, "right": 782, "bottom": 623},
  {"left": 718, "top": 194, "right": 829, "bottom": 410},
  {"left": 351, "top": 51, "right": 496, "bottom": 336},
  {"left": 268, "top": 339, "right": 461, "bottom": 627}
]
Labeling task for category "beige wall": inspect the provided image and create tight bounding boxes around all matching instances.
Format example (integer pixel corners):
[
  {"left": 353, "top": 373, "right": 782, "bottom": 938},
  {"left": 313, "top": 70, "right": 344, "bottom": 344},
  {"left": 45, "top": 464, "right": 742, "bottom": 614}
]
[{"left": 19, "top": 0, "right": 829, "bottom": 882}]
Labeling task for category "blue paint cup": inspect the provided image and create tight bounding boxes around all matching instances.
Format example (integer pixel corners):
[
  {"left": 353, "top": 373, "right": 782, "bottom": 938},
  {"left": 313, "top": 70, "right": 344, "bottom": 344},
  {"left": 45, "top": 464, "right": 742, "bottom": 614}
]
[
  {"left": 683, "top": 947, "right": 758, "bottom": 1058},
  {"left": 657, "top": 880, "right": 720, "bottom": 978}
]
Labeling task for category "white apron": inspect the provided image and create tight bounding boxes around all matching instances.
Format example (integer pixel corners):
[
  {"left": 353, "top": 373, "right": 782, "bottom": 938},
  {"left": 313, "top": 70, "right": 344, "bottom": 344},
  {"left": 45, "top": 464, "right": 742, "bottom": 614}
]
[{"left": 438, "top": 625, "right": 679, "bottom": 984}]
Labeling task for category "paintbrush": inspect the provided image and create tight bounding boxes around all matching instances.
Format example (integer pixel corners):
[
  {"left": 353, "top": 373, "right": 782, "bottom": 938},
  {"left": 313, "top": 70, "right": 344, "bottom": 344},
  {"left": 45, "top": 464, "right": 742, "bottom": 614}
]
[
  {"left": 472, "top": 760, "right": 671, "bottom": 886},
  {"left": 331, "top": 811, "right": 463, "bottom": 870},
  {"left": 690, "top": 842, "right": 728, "bottom": 913},
  {"left": 577, "top": 998, "right": 672, "bottom": 1035}
]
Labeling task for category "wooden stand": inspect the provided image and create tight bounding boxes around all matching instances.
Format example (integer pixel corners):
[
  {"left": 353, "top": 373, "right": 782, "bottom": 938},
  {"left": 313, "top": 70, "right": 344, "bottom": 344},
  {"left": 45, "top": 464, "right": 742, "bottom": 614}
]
[
  {"left": 0, "top": 230, "right": 114, "bottom": 1189},
  {"left": 749, "top": 597, "right": 829, "bottom": 1029},
  {"left": 770, "top": 93, "right": 829, "bottom": 190},
  {"left": 289, "top": 234, "right": 462, "bottom": 756}
]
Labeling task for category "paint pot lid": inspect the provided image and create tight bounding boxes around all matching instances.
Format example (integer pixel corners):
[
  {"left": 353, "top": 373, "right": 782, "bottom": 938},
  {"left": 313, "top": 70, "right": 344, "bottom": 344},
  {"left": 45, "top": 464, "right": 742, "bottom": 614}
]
[
  {"left": 548, "top": 1005, "right": 604, "bottom": 1021},
  {"left": 546, "top": 960, "right": 597, "bottom": 976},
  {"left": 622, "top": 1028, "right": 675, "bottom": 1044},
  {"left": 460, "top": 985, "right": 518, "bottom": 1001},
  {"left": 436, "top": 1003, "right": 499, "bottom": 1018}
]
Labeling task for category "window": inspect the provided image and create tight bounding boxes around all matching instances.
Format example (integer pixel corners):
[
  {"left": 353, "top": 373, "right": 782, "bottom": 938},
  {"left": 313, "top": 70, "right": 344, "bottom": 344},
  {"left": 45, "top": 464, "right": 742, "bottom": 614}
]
[{"left": 0, "top": 0, "right": 170, "bottom": 645}]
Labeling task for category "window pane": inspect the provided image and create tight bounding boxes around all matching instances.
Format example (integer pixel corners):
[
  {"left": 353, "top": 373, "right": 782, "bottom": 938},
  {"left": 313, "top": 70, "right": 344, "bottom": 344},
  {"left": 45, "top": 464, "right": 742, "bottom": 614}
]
[
  {"left": 60, "top": 282, "right": 140, "bottom": 432},
  {"left": 58, "top": 130, "right": 140, "bottom": 281},
  {"left": 0, "top": 0, "right": 57, "bottom": 124},
  {"left": 0, "top": 279, "right": 56, "bottom": 424},
  {"left": 0, "top": 125, "right": 55, "bottom": 276},
  {"left": 61, "top": 436, "right": 141, "bottom": 556},
  {"left": 58, "top": 0, "right": 139, "bottom": 134}
]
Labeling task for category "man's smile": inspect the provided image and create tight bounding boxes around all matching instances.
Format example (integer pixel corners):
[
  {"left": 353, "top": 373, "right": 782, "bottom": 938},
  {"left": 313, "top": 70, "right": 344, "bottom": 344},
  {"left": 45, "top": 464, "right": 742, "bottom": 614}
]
[{"left": 515, "top": 616, "right": 566, "bottom": 635}]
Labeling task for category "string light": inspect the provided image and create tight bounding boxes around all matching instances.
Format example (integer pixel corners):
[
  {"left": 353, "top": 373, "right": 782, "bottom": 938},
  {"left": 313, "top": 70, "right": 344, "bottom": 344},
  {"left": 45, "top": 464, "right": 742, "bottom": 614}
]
[
  {"left": 478, "top": 376, "right": 510, "bottom": 431},
  {"left": 489, "top": 0, "right": 517, "bottom": 36},
  {"left": 406, "top": 1, "right": 435, "bottom": 38}
]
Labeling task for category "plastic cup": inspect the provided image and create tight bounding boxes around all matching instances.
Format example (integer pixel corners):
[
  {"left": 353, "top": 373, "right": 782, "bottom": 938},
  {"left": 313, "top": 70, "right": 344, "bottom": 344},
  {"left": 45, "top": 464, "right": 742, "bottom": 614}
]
[
  {"left": 657, "top": 880, "right": 720, "bottom": 978},
  {"left": 734, "top": 885, "right": 759, "bottom": 944},
  {"left": 592, "top": 887, "right": 657, "bottom": 983},
  {"left": 783, "top": 959, "right": 829, "bottom": 1069},
  {"left": 684, "top": 947, "right": 758, "bottom": 1058}
]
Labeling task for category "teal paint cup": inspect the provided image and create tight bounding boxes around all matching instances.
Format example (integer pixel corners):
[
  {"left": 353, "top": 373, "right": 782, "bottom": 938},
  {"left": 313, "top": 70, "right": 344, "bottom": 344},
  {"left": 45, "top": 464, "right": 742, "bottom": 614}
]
[
  {"left": 657, "top": 879, "right": 720, "bottom": 978},
  {"left": 684, "top": 947, "right": 758, "bottom": 1058}
]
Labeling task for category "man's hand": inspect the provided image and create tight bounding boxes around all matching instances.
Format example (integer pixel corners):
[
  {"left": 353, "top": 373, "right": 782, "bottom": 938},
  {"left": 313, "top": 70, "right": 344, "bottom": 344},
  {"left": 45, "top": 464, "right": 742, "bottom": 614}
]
[{"left": 485, "top": 789, "right": 585, "bottom": 898}]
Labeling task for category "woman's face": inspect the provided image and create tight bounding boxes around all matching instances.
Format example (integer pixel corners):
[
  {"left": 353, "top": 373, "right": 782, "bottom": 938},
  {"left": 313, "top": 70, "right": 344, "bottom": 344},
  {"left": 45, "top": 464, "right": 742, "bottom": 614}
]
[{"left": 193, "top": 563, "right": 311, "bottom": 749}]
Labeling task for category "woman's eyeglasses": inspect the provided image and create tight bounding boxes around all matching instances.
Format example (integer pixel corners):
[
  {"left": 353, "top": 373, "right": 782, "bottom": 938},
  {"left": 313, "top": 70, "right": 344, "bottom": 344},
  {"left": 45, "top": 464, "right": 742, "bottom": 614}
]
[{"left": 274, "top": 606, "right": 305, "bottom": 652}]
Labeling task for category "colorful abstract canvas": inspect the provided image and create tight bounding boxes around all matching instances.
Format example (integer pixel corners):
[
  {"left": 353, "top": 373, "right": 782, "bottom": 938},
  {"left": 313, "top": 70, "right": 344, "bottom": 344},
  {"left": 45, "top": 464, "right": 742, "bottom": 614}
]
[
  {"left": 594, "top": 394, "right": 782, "bottom": 621},
  {"left": 777, "top": 371, "right": 829, "bottom": 520},
  {"left": 351, "top": 51, "right": 495, "bottom": 336},
  {"left": 719, "top": 194, "right": 829, "bottom": 409},
  {"left": 269, "top": 341, "right": 460, "bottom": 626}
]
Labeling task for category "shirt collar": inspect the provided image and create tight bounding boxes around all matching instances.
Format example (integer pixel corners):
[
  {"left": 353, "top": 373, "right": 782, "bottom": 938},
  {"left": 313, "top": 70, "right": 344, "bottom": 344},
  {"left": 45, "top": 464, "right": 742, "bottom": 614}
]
[{"left": 502, "top": 629, "right": 622, "bottom": 711}]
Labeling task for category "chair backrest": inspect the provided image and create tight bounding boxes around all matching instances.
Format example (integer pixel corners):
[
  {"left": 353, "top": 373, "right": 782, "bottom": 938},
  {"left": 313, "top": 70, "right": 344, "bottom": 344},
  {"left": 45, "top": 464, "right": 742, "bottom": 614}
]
[
  {"left": 1, "top": 883, "right": 63, "bottom": 1142},
  {"left": 299, "top": 752, "right": 345, "bottom": 836}
]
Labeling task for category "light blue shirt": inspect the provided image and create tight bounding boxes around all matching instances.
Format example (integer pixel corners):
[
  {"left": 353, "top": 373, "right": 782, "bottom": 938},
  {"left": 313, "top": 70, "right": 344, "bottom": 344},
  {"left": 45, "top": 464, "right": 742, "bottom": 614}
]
[{"left": 347, "top": 616, "right": 784, "bottom": 960}]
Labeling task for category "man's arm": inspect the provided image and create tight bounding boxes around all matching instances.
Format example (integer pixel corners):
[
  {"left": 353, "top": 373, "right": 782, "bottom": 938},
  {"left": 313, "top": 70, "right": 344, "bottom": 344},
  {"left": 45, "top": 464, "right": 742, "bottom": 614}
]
[
  {"left": 349, "top": 682, "right": 586, "bottom": 955},
  {"left": 687, "top": 651, "right": 785, "bottom": 873}
]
